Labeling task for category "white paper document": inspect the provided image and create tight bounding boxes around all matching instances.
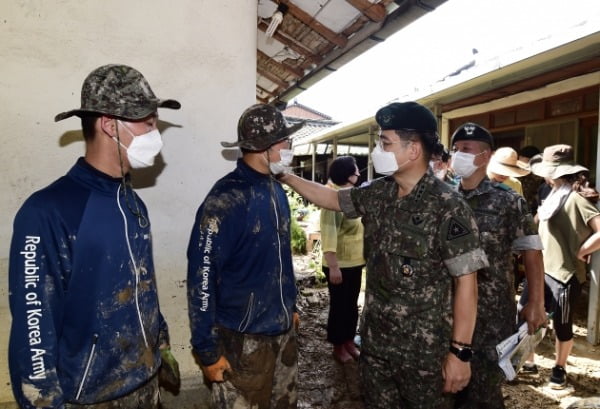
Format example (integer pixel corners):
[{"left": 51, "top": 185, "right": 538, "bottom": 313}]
[{"left": 496, "top": 321, "right": 547, "bottom": 381}]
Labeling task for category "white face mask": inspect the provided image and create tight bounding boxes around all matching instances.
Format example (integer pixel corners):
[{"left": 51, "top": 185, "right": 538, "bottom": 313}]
[
  {"left": 371, "top": 144, "right": 398, "bottom": 176},
  {"left": 268, "top": 148, "right": 294, "bottom": 175},
  {"left": 451, "top": 151, "right": 482, "bottom": 178},
  {"left": 115, "top": 121, "right": 163, "bottom": 169}
]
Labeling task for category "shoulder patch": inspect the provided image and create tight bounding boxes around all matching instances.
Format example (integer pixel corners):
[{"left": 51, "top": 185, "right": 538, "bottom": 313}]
[{"left": 447, "top": 218, "right": 471, "bottom": 240}]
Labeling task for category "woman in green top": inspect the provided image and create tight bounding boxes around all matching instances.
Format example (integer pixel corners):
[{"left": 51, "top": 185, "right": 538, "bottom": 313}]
[
  {"left": 521, "top": 144, "right": 600, "bottom": 389},
  {"left": 320, "top": 156, "right": 366, "bottom": 363}
]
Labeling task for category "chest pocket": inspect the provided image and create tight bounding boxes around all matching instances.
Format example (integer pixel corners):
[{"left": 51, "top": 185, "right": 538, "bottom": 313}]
[
  {"left": 474, "top": 208, "right": 504, "bottom": 255},
  {"left": 378, "top": 223, "right": 436, "bottom": 292}
]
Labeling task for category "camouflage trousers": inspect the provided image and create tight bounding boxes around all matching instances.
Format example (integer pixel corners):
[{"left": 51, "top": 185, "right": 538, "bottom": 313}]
[
  {"left": 359, "top": 351, "right": 453, "bottom": 409},
  {"left": 211, "top": 326, "right": 298, "bottom": 409},
  {"left": 454, "top": 353, "right": 505, "bottom": 409},
  {"left": 65, "top": 375, "right": 159, "bottom": 409}
]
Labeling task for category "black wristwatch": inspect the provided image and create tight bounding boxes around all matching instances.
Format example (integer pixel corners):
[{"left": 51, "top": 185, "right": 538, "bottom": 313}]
[{"left": 449, "top": 344, "right": 473, "bottom": 362}]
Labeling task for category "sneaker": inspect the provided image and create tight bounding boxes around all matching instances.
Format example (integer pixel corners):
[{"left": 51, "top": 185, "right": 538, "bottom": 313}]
[
  {"left": 520, "top": 362, "right": 538, "bottom": 375},
  {"left": 549, "top": 365, "right": 567, "bottom": 389}
]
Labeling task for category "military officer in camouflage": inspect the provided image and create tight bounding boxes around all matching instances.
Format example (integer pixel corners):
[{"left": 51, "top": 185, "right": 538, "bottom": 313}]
[
  {"left": 450, "top": 123, "right": 546, "bottom": 409},
  {"left": 279, "top": 102, "right": 489, "bottom": 408}
]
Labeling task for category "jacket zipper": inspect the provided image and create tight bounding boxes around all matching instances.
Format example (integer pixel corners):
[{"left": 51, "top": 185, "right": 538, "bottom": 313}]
[
  {"left": 238, "top": 292, "right": 255, "bottom": 332},
  {"left": 75, "top": 333, "right": 98, "bottom": 400}
]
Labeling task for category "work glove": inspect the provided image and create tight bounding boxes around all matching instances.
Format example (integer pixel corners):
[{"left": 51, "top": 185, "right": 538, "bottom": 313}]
[
  {"left": 293, "top": 312, "right": 300, "bottom": 333},
  {"left": 201, "top": 355, "right": 232, "bottom": 382},
  {"left": 159, "top": 347, "right": 181, "bottom": 390}
]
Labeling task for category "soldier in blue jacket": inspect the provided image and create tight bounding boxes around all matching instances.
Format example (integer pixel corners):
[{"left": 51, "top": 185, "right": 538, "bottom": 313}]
[
  {"left": 187, "top": 104, "right": 301, "bottom": 409},
  {"left": 8, "top": 64, "right": 180, "bottom": 409}
]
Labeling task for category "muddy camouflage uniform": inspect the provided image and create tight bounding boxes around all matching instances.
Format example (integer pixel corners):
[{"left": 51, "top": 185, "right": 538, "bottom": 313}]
[
  {"left": 455, "top": 178, "right": 541, "bottom": 409},
  {"left": 338, "top": 171, "right": 488, "bottom": 409}
]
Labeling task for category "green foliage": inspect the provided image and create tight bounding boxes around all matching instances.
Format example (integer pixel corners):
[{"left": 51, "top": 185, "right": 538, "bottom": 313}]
[
  {"left": 290, "top": 216, "right": 307, "bottom": 254},
  {"left": 285, "top": 186, "right": 319, "bottom": 255}
]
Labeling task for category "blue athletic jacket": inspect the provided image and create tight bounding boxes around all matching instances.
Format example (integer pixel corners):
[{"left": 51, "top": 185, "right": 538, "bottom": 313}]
[
  {"left": 187, "top": 159, "right": 297, "bottom": 366},
  {"left": 8, "top": 158, "right": 168, "bottom": 408}
]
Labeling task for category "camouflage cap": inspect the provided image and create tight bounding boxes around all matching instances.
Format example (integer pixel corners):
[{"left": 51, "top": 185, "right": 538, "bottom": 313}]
[
  {"left": 221, "top": 104, "right": 304, "bottom": 151},
  {"left": 54, "top": 64, "right": 181, "bottom": 122}
]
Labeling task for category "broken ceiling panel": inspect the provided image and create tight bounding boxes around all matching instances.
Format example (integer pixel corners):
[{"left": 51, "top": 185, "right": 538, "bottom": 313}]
[{"left": 256, "top": 0, "right": 448, "bottom": 104}]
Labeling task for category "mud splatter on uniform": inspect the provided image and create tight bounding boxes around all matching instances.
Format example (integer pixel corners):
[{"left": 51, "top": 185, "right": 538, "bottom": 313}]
[
  {"left": 187, "top": 159, "right": 297, "bottom": 408},
  {"left": 9, "top": 158, "right": 168, "bottom": 408}
]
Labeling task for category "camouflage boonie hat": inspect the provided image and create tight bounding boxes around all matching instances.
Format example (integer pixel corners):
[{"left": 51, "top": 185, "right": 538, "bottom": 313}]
[
  {"left": 54, "top": 64, "right": 181, "bottom": 122},
  {"left": 221, "top": 104, "right": 304, "bottom": 151}
]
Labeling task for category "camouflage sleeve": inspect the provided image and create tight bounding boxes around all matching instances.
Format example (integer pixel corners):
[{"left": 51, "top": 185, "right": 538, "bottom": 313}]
[
  {"left": 338, "top": 187, "right": 359, "bottom": 218},
  {"left": 511, "top": 194, "right": 543, "bottom": 251},
  {"left": 441, "top": 199, "right": 489, "bottom": 277}
]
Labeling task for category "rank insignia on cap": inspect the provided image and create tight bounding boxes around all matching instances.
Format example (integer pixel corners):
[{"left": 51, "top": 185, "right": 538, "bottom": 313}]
[
  {"left": 412, "top": 215, "right": 424, "bottom": 225},
  {"left": 447, "top": 218, "right": 470, "bottom": 240},
  {"left": 380, "top": 113, "right": 393, "bottom": 126},
  {"left": 464, "top": 124, "right": 476, "bottom": 135}
]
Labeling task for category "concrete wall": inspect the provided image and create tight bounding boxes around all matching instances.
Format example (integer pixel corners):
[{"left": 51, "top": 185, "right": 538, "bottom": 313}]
[{"left": 0, "top": 0, "right": 256, "bottom": 404}]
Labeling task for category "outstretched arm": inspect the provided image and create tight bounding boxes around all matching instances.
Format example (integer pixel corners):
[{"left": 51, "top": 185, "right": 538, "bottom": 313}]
[{"left": 278, "top": 173, "right": 341, "bottom": 211}]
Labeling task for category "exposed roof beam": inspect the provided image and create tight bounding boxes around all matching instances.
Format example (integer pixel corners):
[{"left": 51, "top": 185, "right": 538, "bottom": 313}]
[
  {"left": 256, "top": 84, "right": 276, "bottom": 98},
  {"left": 280, "top": 0, "right": 348, "bottom": 48},
  {"left": 256, "top": 94, "right": 270, "bottom": 104},
  {"left": 345, "top": 0, "right": 387, "bottom": 22},
  {"left": 258, "top": 50, "right": 305, "bottom": 78},
  {"left": 258, "top": 21, "right": 323, "bottom": 65},
  {"left": 257, "top": 66, "right": 289, "bottom": 89}
]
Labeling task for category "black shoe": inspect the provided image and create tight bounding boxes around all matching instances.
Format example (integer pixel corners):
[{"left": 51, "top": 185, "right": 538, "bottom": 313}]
[
  {"left": 549, "top": 365, "right": 567, "bottom": 389},
  {"left": 520, "top": 363, "right": 538, "bottom": 375}
]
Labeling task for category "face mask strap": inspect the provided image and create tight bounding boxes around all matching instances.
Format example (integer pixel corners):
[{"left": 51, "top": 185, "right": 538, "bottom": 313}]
[{"left": 113, "top": 119, "right": 149, "bottom": 228}]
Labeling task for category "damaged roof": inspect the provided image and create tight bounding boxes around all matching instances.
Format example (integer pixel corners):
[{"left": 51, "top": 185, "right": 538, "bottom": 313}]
[{"left": 256, "top": 0, "right": 448, "bottom": 104}]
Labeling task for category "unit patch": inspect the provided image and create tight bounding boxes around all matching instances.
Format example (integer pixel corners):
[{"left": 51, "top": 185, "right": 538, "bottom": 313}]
[
  {"left": 447, "top": 218, "right": 470, "bottom": 240},
  {"left": 411, "top": 214, "right": 424, "bottom": 225}
]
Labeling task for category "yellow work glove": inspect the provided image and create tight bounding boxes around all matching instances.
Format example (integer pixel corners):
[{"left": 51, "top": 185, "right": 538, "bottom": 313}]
[
  {"left": 159, "top": 347, "right": 181, "bottom": 389},
  {"left": 293, "top": 312, "right": 300, "bottom": 332},
  {"left": 201, "top": 355, "right": 232, "bottom": 382}
]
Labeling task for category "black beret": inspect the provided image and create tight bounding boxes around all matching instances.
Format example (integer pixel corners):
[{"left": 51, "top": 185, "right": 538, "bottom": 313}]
[
  {"left": 450, "top": 122, "right": 494, "bottom": 148},
  {"left": 375, "top": 102, "right": 437, "bottom": 132}
]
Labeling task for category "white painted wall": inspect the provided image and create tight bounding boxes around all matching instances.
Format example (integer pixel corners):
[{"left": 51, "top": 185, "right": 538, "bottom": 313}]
[{"left": 0, "top": 0, "right": 256, "bottom": 402}]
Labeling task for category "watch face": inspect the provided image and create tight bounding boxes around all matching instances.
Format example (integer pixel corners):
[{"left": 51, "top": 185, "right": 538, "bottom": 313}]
[
  {"left": 458, "top": 348, "right": 473, "bottom": 361},
  {"left": 450, "top": 345, "right": 473, "bottom": 362}
]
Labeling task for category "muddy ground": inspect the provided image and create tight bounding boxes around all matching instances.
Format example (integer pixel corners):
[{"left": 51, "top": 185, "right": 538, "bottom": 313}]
[{"left": 293, "top": 256, "right": 600, "bottom": 409}]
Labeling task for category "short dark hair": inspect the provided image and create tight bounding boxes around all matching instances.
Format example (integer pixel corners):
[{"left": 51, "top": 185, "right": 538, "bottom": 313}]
[
  {"left": 519, "top": 145, "right": 540, "bottom": 159},
  {"left": 328, "top": 156, "right": 357, "bottom": 186},
  {"left": 80, "top": 114, "right": 100, "bottom": 141},
  {"left": 395, "top": 129, "right": 442, "bottom": 162}
]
